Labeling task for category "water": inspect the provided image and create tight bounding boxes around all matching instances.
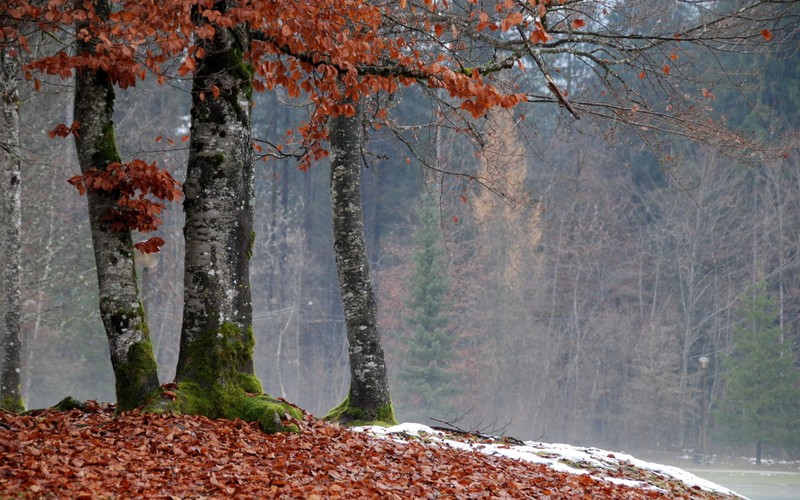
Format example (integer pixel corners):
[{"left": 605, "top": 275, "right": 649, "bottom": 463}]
[{"left": 686, "top": 468, "right": 800, "bottom": 500}]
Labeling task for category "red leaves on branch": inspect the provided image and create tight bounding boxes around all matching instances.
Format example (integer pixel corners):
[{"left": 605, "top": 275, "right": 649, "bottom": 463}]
[
  {"left": 529, "top": 20, "right": 552, "bottom": 44},
  {"left": 48, "top": 121, "right": 80, "bottom": 139},
  {"left": 4, "top": 0, "right": 568, "bottom": 170},
  {"left": 68, "top": 160, "right": 182, "bottom": 253},
  {"left": 0, "top": 405, "right": 733, "bottom": 499}
]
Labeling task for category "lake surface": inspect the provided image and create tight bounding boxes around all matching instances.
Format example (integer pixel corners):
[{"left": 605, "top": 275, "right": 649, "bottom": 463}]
[{"left": 686, "top": 467, "right": 800, "bottom": 500}]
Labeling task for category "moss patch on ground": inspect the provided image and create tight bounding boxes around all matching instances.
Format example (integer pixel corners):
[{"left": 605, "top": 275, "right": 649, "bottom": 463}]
[{"left": 149, "top": 382, "right": 303, "bottom": 434}]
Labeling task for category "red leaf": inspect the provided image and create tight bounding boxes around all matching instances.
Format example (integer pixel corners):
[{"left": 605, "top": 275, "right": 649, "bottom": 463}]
[
  {"left": 134, "top": 237, "right": 166, "bottom": 254},
  {"left": 570, "top": 19, "right": 586, "bottom": 29},
  {"left": 761, "top": 29, "right": 772, "bottom": 41}
]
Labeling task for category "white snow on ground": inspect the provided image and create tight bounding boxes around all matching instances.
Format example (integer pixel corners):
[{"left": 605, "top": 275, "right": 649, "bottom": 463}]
[{"left": 355, "top": 423, "right": 744, "bottom": 498}]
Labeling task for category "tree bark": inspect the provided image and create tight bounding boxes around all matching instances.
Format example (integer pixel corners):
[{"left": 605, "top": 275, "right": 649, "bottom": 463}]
[
  {"left": 175, "top": 20, "right": 259, "bottom": 396},
  {"left": 326, "top": 100, "right": 396, "bottom": 425},
  {"left": 73, "top": 0, "right": 159, "bottom": 412},
  {"left": 0, "top": 46, "right": 24, "bottom": 412}
]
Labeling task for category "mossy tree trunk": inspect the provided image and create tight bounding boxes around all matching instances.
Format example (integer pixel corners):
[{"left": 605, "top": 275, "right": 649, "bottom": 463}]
[
  {"left": 0, "top": 44, "right": 24, "bottom": 412},
  {"left": 73, "top": 0, "right": 159, "bottom": 412},
  {"left": 326, "top": 99, "right": 396, "bottom": 426},
  {"left": 171, "top": 11, "right": 291, "bottom": 428}
]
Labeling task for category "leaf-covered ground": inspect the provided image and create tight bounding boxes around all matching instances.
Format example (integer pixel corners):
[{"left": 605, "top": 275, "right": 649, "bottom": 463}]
[{"left": 1, "top": 403, "right": 741, "bottom": 499}]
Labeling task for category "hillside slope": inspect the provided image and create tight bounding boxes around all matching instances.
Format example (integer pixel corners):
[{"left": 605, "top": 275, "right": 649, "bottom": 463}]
[{"left": 1, "top": 403, "right": 741, "bottom": 498}]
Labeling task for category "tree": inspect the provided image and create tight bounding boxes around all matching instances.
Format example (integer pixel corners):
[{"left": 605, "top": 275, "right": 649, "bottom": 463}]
[
  {"left": 0, "top": 35, "right": 24, "bottom": 412},
  {"left": 714, "top": 281, "right": 800, "bottom": 461},
  {"left": 396, "top": 195, "right": 456, "bottom": 424},
  {"left": 161, "top": 5, "right": 305, "bottom": 431},
  {"left": 69, "top": 0, "right": 161, "bottom": 412},
  {"left": 325, "top": 98, "right": 397, "bottom": 425}
]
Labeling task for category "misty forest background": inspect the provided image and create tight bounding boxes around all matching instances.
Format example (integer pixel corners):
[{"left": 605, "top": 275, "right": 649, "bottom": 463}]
[{"left": 5, "top": 14, "right": 800, "bottom": 459}]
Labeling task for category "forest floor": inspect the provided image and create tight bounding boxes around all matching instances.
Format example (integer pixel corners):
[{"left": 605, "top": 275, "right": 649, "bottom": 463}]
[{"left": 1, "top": 401, "right": 745, "bottom": 499}]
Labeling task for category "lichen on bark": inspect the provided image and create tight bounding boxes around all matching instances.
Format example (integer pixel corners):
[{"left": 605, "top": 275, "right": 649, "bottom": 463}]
[{"left": 0, "top": 43, "right": 23, "bottom": 413}]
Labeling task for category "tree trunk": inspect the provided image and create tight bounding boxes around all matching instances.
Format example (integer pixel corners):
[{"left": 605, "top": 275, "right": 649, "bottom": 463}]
[
  {"left": 73, "top": 0, "right": 159, "bottom": 412},
  {"left": 325, "top": 100, "right": 396, "bottom": 425},
  {"left": 174, "top": 18, "right": 261, "bottom": 399},
  {"left": 164, "top": 16, "right": 300, "bottom": 434},
  {"left": 0, "top": 46, "right": 24, "bottom": 412}
]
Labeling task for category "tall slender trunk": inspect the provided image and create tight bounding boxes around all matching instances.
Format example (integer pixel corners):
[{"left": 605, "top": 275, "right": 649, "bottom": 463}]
[
  {"left": 326, "top": 100, "right": 396, "bottom": 425},
  {"left": 175, "top": 19, "right": 260, "bottom": 399},
  {"left": 73, "top": 0, "right": 159, "bottom": 412},
  {"left": 0, "top": 46, "right": 24, "bottom": 412}
]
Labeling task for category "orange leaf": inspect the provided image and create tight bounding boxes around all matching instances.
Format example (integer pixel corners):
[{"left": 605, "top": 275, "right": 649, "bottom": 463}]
[
  {"left": 662, "top": 64, "right": 670, "bottom": 75},
  {"left": 570, "top": 19, "right": 586, "bottom": 29},
  {"left": 529, "top": 21, "right": 551, "bottom": 44},
  {"left": 501, "top": 12, "right": 524, "bottom": 32},
  {"left": 178, "top": 56, "right": 196, "bottom": 76},
  {"left": 761, "top": 29, "right": 772, "bottom": 41}
]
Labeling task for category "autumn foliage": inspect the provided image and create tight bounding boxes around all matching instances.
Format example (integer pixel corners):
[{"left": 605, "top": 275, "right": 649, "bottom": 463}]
[
  {"left": 0, "top": 403, "right": 738, "bottom": 499},
  {"left": 1, "top": 0, "right": 564, "bottom": 247},
  {"left": 66, "top": 159, "right": 181, "bottom": 253}
]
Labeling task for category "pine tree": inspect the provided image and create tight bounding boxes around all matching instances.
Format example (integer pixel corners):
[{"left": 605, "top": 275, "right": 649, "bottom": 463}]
[
  {"left": 714, "top": 281, "right": 800, "bottom": 461},
  {"left": 397, "top": 197, "right": 457, "bottom": 423}
]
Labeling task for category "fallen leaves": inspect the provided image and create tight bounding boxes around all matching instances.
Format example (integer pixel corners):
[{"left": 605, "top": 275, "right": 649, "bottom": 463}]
[{"left": 0, "top": 404, "right": 738, "bottom": 499}]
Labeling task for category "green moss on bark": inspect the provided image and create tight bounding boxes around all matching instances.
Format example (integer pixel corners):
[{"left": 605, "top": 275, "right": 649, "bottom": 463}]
[
  {"left": 247, "top": 230, "right": 255, "bottom": 260},
  {"left": 144, "top": 381, "right": 301, "bottom": 434},
  {"left": 324, "top": 394, "right": 397, "bottom": 427},
  {"left": 93, "top": 119, "right": 122, "bottom": 166},
  {"left": 98, "top": 297, "right": 159, "bottom": 412},
  {"left": 147, "top": 321, "right": 300, "bottom": 433},
  {"left": 115, "top": 339, "right": 159, "bottom": 412},
  {"left": 0, "top": 395, "right": 25, "bottom": 413},
  {"left": 181, "top": 322, "right": 260, "bottom": 391}
]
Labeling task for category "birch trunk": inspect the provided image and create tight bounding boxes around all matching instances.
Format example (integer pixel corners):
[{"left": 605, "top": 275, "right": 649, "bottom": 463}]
[
  {"left": 73, "top": 0, "right": 159, "bottom": 412},
  {"left": 326, "top": 101, "right": 396, "bottom": 425},
  {"left": 175, "top": 21, "right": 260, "bottom": 396},
  {"left": 0, "top": 46, "right": 24, "bottom": 412}
]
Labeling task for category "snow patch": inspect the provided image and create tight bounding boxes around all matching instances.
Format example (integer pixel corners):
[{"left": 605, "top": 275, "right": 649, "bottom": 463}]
[{"left": 354, "top": 423, "right": 741, "bottom": 497}]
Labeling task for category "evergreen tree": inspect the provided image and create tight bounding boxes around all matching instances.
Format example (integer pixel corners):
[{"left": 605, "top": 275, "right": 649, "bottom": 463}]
[
  {"left": 397, "top": 197, "right": 457, "bottom": 423},
  {"left": 714, "top": 281, "right": 800, "bottom": 461}
]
